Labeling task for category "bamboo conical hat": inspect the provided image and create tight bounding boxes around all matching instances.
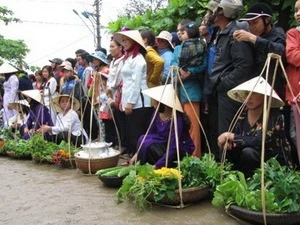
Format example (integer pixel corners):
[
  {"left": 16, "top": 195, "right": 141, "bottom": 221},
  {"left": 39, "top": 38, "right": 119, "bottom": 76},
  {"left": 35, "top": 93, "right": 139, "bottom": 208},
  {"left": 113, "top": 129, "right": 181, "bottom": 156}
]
[
  {"left": 142, "top": 84, "right": 183, "bottom": 112},
  {"left": 227, "top": 76, "right": 284, "bottom": 108}
]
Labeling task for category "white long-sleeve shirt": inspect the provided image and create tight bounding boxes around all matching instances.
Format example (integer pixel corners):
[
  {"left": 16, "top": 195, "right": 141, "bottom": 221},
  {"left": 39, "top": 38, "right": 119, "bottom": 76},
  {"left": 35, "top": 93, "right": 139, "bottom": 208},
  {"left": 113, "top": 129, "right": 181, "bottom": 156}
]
[
  {"left": 120, "top": 53, "right": 150, "bottom": 110},
  {"left": 51, "top": 109, "right": 86, "bottom": 139},
  {"left": 107, "top": 56, "right": 124, "bottom": 95}
]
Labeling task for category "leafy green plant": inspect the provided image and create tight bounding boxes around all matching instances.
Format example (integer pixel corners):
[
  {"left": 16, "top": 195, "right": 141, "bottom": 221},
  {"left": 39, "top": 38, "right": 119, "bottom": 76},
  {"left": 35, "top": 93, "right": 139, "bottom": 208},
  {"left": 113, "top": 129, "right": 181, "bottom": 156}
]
[
  {"left": 28, "top": 134, "right": 59, "bottom": 163},
  {"left": 117, "top": 164, "right": 181, "bottom": 211},
  {"left": 180, "top": 154, "right": 231, "bottom": 189},
  {"left": 3, "top": 138, "right": 31, "bottom": 158},
  {"left": 212, "top": 158, "right": 300, "bottom": 213}
]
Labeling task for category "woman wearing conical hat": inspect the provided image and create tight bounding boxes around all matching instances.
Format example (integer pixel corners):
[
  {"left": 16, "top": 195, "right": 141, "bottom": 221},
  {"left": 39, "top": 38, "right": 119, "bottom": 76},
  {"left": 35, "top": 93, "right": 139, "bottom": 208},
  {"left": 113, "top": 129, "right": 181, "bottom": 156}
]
[
  {"left": 128, "top": 84, "right": 194, "bottom": 168},
  {"left": 0, "top": 62, "right": 19, "bottom": 128},
  {"left": 218, "top": 77, "right": 292, "bottom": 177},
  {"left": 113, "top": 30, "right": 153, "bottom": 156},
  {"left": 36, "top": 94, "right": 87, "bottom": 147},
  {"left": 21, "top": 90, "right": 53, "bottom": 140}
]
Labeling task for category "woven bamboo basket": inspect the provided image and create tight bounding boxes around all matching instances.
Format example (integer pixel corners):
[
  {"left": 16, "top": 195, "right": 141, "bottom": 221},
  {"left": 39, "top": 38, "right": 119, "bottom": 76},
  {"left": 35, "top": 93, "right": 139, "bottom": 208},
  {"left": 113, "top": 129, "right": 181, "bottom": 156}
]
[
  {"left": 98, "top": 175, "right": 125, "bottom": 188},
  {"left": 75, "top": 150, "right": 120, "bottom": 174},
  {"left": 227, "top": 205, "right": 300, "bottom": 225},
  {"left": 60, "top": 158, "right": 76, "bottom": 168},
  {"left": 148, "top": 185, "right": 210, "bottom": 206}
]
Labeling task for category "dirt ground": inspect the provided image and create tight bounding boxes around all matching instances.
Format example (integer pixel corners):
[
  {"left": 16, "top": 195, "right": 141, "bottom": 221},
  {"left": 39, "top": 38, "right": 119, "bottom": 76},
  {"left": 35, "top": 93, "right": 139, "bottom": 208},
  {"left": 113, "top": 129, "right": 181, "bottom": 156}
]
[{"left": 0, "top": 156, "right": 248, "bottom": 225}]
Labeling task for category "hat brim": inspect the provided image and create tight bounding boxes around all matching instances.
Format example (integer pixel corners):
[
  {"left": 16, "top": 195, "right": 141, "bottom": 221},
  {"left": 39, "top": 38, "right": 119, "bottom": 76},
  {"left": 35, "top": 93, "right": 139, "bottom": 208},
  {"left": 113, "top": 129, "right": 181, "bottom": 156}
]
[
  {"left": 0, "top": 63, "right": 18, "bottom": 74},
  {"left": 142, "top": 84, "right": 183, "bottom": 112},
  {"left": 50, "top": 94, "right": 80, "bottom": 113},
  {"left": 240, "top": 13, "right": 272, "bottom": 21},
  {"left": 227, "top": 76, "right": 284, "bottom": 108},
  {"left": 156, "top": 36, "right": 174, "bottom": 49},
  {"left": 114, "top": 30, "right": 146, "bottom": 51},
  {"left": 8, "top": 100, "right": 30, "bottom": 111},
  {"left": 87, "top": 55, "right": 108, "bottom": 65},
  {"left": 21, "top": 90, "right": 44, "bottom": 105}
]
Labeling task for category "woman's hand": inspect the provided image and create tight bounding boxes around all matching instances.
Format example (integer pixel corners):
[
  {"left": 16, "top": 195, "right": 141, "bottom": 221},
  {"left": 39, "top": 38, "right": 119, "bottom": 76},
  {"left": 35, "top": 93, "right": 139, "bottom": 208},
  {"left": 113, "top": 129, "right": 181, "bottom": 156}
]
[
  {"left": 179, "top": 68, "right": 191, "bottom": 81},
  {"left": 129, "top": 153, "right": 137, "bottom": 165},
  {"left": 124, "top": 103, "right": 133, "bottom": 115},
  {"left": 218, "top": 132, "right": 234, "bottom": 150},
  {"left": 36, "top": 125, "right": 51, "bottom": 134}
]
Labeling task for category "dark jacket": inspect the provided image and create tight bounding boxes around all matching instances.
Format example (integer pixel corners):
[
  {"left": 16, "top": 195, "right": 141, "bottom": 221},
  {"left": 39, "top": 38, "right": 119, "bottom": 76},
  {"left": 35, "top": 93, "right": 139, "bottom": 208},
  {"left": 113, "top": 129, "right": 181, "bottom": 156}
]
[
  {"left": 252, "top": 26, "right": 286, "bottom": 99},
  {"left": 210, "top": 20, "right": 255, "bottom": 93}
]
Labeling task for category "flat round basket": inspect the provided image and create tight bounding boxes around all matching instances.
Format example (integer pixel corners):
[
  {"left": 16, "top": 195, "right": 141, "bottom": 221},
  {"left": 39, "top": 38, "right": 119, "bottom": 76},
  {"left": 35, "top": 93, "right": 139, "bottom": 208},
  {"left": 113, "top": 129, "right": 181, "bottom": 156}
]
[
  {"left": 75, "top": 150, "right": 120, "bottom": 174},
  {"left": 98, "top": 175, "right": 125, "bottom": 188},
  {"left": 148, "top": 185, "right": 210, "bottom": 206},
  {"left": 227, "top": 205, "right": 300, "bottom": 225},
  {"left": 6, "top": 151, "right": 17, "bottom": 158},
  {"left": 60, "top": 158, "right": 76, "bottom": 168}
]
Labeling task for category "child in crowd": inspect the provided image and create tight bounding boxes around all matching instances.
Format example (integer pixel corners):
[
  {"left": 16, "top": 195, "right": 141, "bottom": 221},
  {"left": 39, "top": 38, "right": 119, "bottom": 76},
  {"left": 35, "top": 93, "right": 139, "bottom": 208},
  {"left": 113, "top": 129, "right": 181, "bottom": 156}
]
[
  {"left": 178, "top": 21, "right": 206, "bottom": 74},
  {"left": 98, "top": 73, "right": 116, "bottom": 145}
]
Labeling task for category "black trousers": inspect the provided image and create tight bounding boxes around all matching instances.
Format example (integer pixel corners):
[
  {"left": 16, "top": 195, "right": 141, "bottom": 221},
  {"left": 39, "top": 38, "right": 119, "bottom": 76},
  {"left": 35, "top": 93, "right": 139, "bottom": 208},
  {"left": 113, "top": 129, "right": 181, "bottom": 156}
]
[
  {"left": 125, "top": 107, "right": 153, "bottom": 155},
  {"left": 113, "top": 108, "right": 126, "bottom": 148}
]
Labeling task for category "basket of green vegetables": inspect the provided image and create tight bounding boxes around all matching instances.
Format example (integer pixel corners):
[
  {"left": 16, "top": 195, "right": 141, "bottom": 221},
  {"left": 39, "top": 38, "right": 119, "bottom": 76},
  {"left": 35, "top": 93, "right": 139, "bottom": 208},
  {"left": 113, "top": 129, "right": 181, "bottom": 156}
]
[{"left": 96, "top": 165, "right": 136, "bottom": 188}]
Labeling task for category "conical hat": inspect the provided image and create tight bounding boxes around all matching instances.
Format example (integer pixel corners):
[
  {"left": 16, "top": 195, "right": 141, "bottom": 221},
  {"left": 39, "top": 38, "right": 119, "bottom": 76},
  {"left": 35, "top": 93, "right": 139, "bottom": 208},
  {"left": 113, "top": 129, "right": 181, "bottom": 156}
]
[
  {"left": 0, "top": 62, "right": 18, "bottom": 74},
  {"left": 21, "top": 90, "right": 43, "bottom": 104},
  {"left": 113, "top": 30, "right": 146, "bottom": 51},
  {"left": 227, "top": 76, "right": 284, "bottom": 108},
  {"left": 8, "top": 99, "right": 30, "bottom": 111},
  {"left": 50, "top": 94, "right": 80, "bottom": 113},
  {"left": 142, "top": 84, "right": 183, "bottom": 112}
]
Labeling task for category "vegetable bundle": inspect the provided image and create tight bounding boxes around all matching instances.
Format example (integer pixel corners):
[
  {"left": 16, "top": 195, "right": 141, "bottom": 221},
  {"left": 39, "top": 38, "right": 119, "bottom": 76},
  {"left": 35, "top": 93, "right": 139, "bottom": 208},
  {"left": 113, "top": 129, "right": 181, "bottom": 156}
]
[{"left": 212, "top": 158, "right": 300, "bottom": 213}]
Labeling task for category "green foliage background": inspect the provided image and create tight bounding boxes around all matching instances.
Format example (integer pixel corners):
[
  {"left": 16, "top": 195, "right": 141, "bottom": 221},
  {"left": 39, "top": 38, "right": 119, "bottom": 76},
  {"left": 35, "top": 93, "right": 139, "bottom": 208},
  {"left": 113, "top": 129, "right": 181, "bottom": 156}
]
[{"left": 107, "top": 0, "right": 296, "bottom": 35}]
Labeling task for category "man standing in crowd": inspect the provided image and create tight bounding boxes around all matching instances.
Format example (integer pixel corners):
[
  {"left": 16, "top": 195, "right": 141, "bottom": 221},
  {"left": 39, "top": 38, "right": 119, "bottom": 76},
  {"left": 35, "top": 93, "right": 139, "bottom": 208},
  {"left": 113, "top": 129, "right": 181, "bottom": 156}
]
[{"left": 209, "top": 0, "right": 255, "bottom": 160}]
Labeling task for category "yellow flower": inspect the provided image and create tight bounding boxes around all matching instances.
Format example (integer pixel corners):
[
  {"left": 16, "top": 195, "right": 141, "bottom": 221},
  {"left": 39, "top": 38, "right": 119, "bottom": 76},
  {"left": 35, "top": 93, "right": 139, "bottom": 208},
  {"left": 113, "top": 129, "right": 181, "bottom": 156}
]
[
  {"left": 137, "top": 176, "right": 145, "bottom": 183},
  {"left": 154, "top": 167, "right": 182, "bottom": 179}
]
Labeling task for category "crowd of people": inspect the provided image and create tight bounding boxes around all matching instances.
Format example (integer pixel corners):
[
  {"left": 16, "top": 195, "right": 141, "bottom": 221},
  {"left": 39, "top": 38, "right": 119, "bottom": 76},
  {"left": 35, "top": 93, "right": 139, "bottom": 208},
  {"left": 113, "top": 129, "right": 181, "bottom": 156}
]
[{"left": 0, "top": 0, "right": 300, "bottom": 177}]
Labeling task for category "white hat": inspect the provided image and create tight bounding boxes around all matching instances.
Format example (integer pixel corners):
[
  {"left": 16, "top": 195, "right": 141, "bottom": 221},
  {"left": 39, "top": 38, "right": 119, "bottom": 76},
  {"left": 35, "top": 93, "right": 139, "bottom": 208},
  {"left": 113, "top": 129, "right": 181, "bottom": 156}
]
[
  {"left": 227, "top": 76, "right": 284, "bottom": 108},
  {"left": 50, "top": 94, "right": 80, "bottom": 113},
  {"left": 8, "top": 99, "right": 30, "bottom": 111},
  {"left": 58, "top": 61, "right": 72, "bottom": 68},
  {"left": 114, "top": 30, "right": 146, "bottom": 51},
  {"left": 61, "top": 64, "right": 73, "bottom": 71},
  {"left": 142, "top": 84, "right": 183, "bottom": 112},
  {"left": 0, "top": 62, "right": 18, "bottom": 74},
  {"left": 156, "top": 31, "right": 174, "bottom": 49},
  {"left": 21, "top": 90, "right": 43, "bottom": 104}
]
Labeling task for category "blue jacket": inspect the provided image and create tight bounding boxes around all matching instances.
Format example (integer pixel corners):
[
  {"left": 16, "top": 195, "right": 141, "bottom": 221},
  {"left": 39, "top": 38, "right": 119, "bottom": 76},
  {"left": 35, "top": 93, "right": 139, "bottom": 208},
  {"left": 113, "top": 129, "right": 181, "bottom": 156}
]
[{"left": 171, "top": 44, "right": 207, "bottom": 104}]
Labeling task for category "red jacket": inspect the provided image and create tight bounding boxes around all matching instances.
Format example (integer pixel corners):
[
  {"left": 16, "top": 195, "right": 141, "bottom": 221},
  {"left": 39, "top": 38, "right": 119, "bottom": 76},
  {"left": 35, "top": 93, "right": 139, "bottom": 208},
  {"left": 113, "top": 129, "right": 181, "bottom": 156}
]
[{"left": 285, "top": 28, "right": 300, "bottom": 103}]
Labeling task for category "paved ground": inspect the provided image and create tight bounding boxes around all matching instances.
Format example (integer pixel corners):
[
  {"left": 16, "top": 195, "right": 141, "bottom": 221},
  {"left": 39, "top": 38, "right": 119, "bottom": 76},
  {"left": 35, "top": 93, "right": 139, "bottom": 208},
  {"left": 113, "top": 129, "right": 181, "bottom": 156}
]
[{"left": 0, "top": 156, "right": 247, "bottom": 225}]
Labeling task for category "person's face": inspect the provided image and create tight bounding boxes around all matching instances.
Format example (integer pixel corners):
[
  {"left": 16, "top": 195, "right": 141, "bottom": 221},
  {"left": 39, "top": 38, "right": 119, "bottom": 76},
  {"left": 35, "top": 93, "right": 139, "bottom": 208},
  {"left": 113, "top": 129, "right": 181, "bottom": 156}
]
[
  {"left": 92, "top": 58, "right": 102, "bottom": 68},
  {"left": 246, "top": 92, "right": 264, "bottom": 110},
  {"left": 156, "top": 38, "right": 169, "bottom": 49},
  {"left": 177, "top": 24, "right": 182, "bottom": 41},
  {"left": 121, "top": 37, "right": 134, "bottom": 51},
  {"left": 59, "top": 96, "right": 71, "bottom": 110},
  {"left": 248, "top": 17, "right": 265, "bottom": 36},
  {"left": 199, "top": 21, "right": 208, "bottom": 36},
  {"left": 42, "top": 68, "right": 50, "bottom": 79},
  {"left": 63, "top": 69, "right": 72, "bottom": 79},
  {"left": 180, "top": 30, "right": 189, "bottom": 41},
  {"left": 109, "top": 41, "right": 123, "bottom": 57},
  {"left": 295, "top": 0, "right": 300, "bottom": 24},
  {"left": 35, "top": 73, "right": 42, "bottom": 82}
]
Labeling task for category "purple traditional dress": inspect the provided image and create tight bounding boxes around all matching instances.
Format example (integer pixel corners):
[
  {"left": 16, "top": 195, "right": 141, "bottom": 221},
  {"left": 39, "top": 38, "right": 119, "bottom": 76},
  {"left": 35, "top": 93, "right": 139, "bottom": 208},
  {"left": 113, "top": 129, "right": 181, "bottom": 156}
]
[
  {"left": 22, "top": 102, "right": 53, "bottom": 140},
  {"left": 136, "top": 112, "right": 194, "bottom": 168}
]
